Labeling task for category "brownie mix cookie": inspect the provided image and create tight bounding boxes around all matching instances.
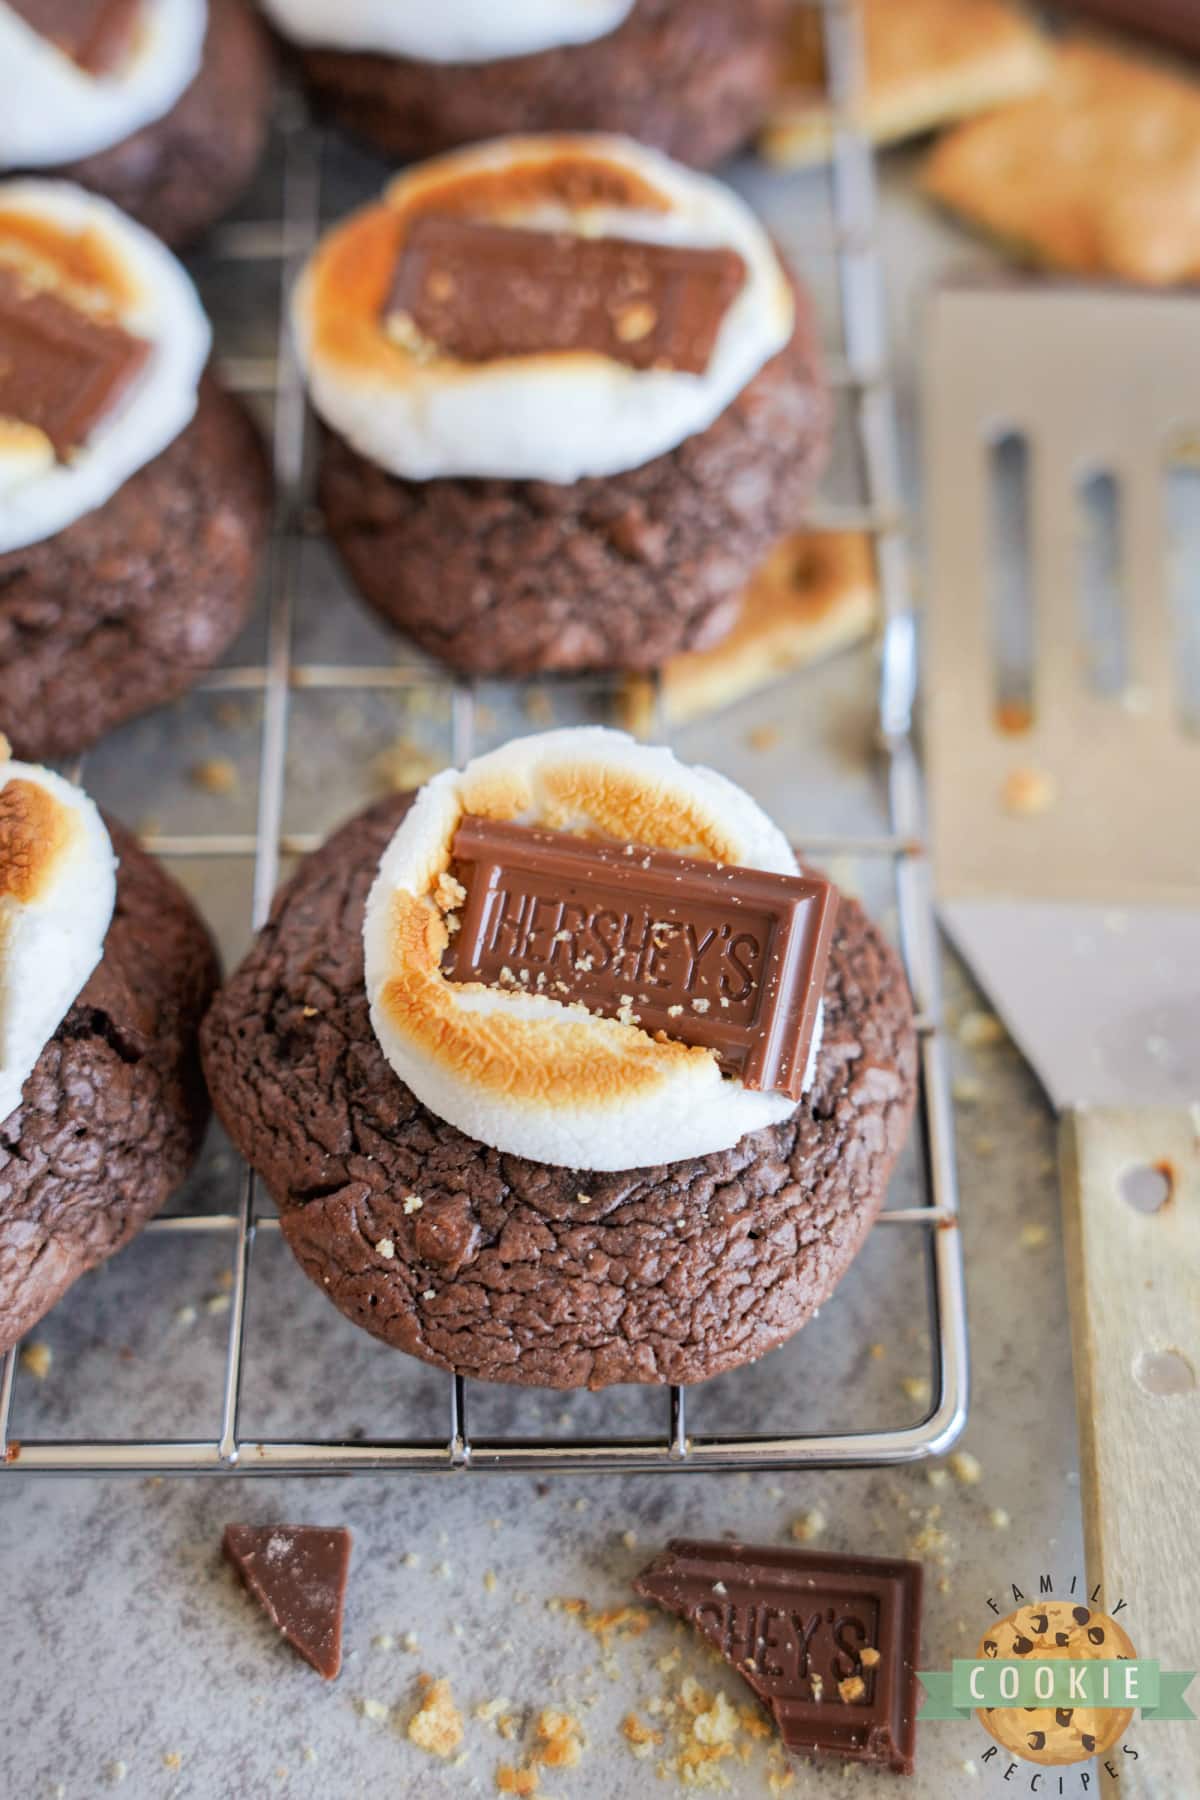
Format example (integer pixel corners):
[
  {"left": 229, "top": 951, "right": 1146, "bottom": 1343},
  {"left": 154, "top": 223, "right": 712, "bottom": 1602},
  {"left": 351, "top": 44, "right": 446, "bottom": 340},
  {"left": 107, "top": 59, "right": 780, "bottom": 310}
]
[
  {"left": 260, "top": 0, "right": 784, "bottom": 170},
  {"left": 0, "top": 0, "right": 273, "bottom": 247},
  {"left": 202, "top": 728, "right": 917, "bottom": 1389},
  {"left": 0, "top": 745, "right": 218, "bottom": 1353},
  {"left": 0, "top": 180, "right": 270, "bottom": 761},
  {"left": 297, "top": 136, "right": 829, "bottom": 677}
]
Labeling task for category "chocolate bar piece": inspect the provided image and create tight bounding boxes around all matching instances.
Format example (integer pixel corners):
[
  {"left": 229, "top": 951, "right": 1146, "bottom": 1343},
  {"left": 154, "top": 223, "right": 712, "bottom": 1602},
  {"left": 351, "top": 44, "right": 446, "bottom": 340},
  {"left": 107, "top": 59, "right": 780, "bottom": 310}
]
[
  {"left": 8, "top": 0, "right": 143, "bottom": 73},
  {"left": 1057, "top": 0, "right": 1200, "bottom": 56},
  {"left": 636, "top": 1540, "right": 922, "bottom": 1776},
  {"left": 441, "top": 815, "right": 836, "bottom": 1100},
  {"left": 384, "top": 214, "right": 747, "bottom": 374},
  {"left": 223, "top": 1524, "right": 352, "bottom": 1681},
  {"left": 0, "top": 266, "right": 150, "bottom": 459}
]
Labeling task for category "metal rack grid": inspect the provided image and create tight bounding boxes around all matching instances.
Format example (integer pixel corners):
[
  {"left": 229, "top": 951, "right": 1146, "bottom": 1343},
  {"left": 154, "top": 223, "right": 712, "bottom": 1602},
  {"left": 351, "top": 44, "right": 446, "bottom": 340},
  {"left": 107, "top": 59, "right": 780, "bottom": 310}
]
[{"left": 0, "top": 0, "right": 968, "bottom": 1475}]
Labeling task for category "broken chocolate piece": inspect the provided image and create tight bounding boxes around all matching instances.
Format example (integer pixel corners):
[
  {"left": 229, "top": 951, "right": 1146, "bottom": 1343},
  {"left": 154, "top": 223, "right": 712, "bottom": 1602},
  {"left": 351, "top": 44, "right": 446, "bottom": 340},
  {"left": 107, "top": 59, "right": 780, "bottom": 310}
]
[
  {"left": 635, "top": 1539, "right": 922, "bottom": 1776},
  {"left": 0, "top": 266, "right": 150, "bottom": 459},
  {"left": 223, "top": 1524, "right": 351, "bottom": 1680},
  {"left": 7, "top": 0, "right": 143, "bottom": 74},
  {"left": 384, "top": 214, "right": 746, "bottom": 374},
  {"left": 441, "top": 815, "right": 837, "bottom": 1101}
]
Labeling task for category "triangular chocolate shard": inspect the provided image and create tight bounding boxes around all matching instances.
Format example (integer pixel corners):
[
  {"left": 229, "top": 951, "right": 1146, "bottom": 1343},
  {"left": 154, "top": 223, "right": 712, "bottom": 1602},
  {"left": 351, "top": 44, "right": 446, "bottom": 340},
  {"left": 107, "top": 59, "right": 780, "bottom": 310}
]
[
  {"left": 635, "top": 1539, "right": 922, "bottom": 1776},
  {"left": 223, "top": 1524, "right": 351, "bottom": 1680}
]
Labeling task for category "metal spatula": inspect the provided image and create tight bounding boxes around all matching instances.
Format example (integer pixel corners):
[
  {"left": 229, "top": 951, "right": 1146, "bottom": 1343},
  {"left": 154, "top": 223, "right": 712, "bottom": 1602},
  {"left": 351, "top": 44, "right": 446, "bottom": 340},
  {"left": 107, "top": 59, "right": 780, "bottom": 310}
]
[{"left": 925, "top": 282, "right": 1200, "bottom": 1788}]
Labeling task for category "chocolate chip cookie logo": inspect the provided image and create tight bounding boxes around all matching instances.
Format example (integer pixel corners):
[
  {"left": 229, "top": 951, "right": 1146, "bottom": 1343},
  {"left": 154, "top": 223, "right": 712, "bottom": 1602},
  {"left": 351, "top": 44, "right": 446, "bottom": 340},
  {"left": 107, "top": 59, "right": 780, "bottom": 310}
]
[
  {"left": 918, "top": 1595, "right": 1195, "bottom": 1776},
  {"left": 974, "top": 1603, "right": 1138, "bottom": 1766}
]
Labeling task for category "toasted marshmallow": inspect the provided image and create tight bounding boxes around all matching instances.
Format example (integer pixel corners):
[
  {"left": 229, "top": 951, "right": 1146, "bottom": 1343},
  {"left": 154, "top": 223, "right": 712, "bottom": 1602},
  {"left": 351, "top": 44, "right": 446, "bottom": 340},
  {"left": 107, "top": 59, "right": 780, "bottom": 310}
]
[
  {"left": 363, "top": 728, "right": 824, "bottom": 1171},
  {"left": 0, "top": 180, "right": 210, "bottom": 553},
  {"left": 292, "top": 135, "right": 795, "bottom": 484},
  {"left": 0, "top": 0, "right": 206, "bottom": 168},
  {"left": 259, "top": 0, "right": 633, "bottom": 61},
  {"left": 0, "top": 749, "right": 117, "bottom": 1126}
]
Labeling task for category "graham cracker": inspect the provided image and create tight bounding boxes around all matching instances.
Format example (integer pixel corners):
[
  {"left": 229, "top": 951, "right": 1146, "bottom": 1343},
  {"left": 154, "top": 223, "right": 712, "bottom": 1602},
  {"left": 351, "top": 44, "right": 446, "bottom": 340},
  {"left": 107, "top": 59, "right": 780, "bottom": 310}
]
[
  {"left": 923, "top": 37, "right": 1200, "bottom": 284},
  {"left": 760, "top": 0, "right": 1051, "bottom": 168},
  {"left": 619, "top": 530, "right": 877, "bottom": 736}
]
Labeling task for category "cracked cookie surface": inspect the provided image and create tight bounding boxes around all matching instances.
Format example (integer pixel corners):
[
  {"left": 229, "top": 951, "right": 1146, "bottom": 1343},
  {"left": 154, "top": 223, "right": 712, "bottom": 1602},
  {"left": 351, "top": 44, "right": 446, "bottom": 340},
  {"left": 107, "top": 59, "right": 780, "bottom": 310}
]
[
  {"left": 0, "top": 374, "right": 270, "bottom": 763},
  {"left": 298, "top": 0, "right": 785, "bottom": 171},
  {"left": 61, "top": 0, "right": 274, "bottom": 250},
  {"left": 201, "top": 793, "right": 918, "bottom": 1389},
  {"left": 0, "top": 819, "right": 219, "bottom": 1352},
  {"left": 318, "top": 279, "right": 828, "bottom": 678}
]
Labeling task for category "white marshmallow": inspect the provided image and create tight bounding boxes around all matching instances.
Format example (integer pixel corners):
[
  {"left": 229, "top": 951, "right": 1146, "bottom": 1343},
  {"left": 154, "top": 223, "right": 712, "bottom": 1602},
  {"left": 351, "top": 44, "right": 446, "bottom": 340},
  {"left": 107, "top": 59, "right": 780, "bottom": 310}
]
[
  {"left": 0, "top": 180, "right": 211, "bottom": 554},
  {"left": 258, "top": 0, "right": 633, "bottom": 63},
  {"left": 363, "top": 728, "right": 824, "bottom": 1172},
  {"left": 0, "top": 0, "right": 206, "bottom": 168},
  {"left": 292, "top": 136, "right": 795, "bottom": 484},
  {"left": 0, "top": 758, "right": 117, "bottom": 1126}
]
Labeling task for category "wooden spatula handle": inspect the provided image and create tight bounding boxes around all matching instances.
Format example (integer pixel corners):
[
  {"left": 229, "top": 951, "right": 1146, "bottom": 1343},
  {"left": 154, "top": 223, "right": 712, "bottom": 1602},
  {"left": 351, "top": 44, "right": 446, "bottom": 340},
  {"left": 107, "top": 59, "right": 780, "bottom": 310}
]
[{"left": 1059, "top": 1107, "right": 1200, "bottom": 1788}]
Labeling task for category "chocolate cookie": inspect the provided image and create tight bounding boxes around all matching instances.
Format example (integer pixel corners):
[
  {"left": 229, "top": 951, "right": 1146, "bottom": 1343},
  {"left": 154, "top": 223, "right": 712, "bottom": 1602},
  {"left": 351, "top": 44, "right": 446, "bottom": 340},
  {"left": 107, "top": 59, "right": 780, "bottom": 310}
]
[
  {"left": 49, "top": 0, "right": 273, "bottom": 250},
  {"left": 318, "top": 286, "right": 829, "bottom": 678},
  {"left": 201, "top": 794, "right": 918, "bottom": 1390},
  {"left": 0, "top": 373, "right": 270, "bottom": 763},
  {"left": 294, "top": 0, "right": 785, "bottom": 171},
  {"left": 0, "top": 818, "right": 219, "bottom": 1354}
]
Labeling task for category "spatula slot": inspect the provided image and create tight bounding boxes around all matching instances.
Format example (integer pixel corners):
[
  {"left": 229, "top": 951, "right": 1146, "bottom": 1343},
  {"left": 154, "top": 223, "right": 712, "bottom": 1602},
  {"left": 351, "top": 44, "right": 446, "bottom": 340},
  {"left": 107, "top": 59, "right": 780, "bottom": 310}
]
[
  {"left": 987, "top": 430, "right": 1034, "bottom": 734},
  {"left": 1164, "top": 438, "right": 1200, "bottom": 736},
  {"left": 1076, "top": 470, "right": 1128, "bottom": 703}
]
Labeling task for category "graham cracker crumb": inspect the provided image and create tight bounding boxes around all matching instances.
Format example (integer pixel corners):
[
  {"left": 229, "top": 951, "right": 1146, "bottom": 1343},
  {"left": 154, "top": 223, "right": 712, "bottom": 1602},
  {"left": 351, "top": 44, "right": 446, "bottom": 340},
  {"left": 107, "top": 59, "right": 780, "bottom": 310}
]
[
  {"left": 746, "top": 725, "right": 780, "bottom": 753},
  {"left": 372, "top": 1633, "right": 395, "bottom": 1650},
  {"left": 19, "top": 1342, "right": 51, "bottom": 1380},
  {"left": 927, "top": 1467, "right": 950, "bottom": 1489},
  {"left": 790, "top": 1508, "right": 826, "bottom": 1544},
  {"left": 838, "top": 1676, "right": 866, "bottom": 1703},
  {"left": 902, "top": 1375, "right": 932, "bottom": 1406},
  {"left": 408, "top": 1676, "right": 463, "bottom": 1758},
  {"left": 496, "top": 1767, "right": 538, "bottom": 1797},
  {"left": 1001, "top": 766, "right": 1056, "bottom": 816},
  {"left": 989, "top": 1507, "right": 1011, "bottom": 1531},
  {"left": 371, "top": 739, "right": 442, "bottom": 795},
  {"left": 950, "top": 1450, "right": 982, "bottom": 1485},
  {"left": 435, "top": 872, "right": 467, "bottom": 912},
  {"left": 476, "top": 1697, "right": 512, "bottom": 1725},
  {"left": 1019, "top": 1221, "right": 1050, "bottom": 1250},
  {"left": 375, "top": 1238, "right": 396, "bottom": 1259},
  {"left": 402, "top": 1195, "right": 423, "bottom": 1214},
  {"left": 484, "top": 1569, "right": 498, "bottom": 1593},
  {"left": 957, "top": 1009, "right": 1005, "bottom": 1049},
  {"left": 860, "top": 1646, "right": 881, "bottom": 1668},
  {"left": 358, "top": 1698, "right": 389, "bottom": 1722},
  {"left": 190, "top": 757, "right": 238, "bottom": 796},
  {"left": 535, "top": 1708, "right": 584, "bottom": 1769},
  {"left": 162, "top": 1752, "right": 182, "bottom": 1771},
  {"left": 523, "top": 689, "right": 554, "bottom": 726},
  {"left": 622, "top": 1713, "right": 664, "bottom": 1759}
]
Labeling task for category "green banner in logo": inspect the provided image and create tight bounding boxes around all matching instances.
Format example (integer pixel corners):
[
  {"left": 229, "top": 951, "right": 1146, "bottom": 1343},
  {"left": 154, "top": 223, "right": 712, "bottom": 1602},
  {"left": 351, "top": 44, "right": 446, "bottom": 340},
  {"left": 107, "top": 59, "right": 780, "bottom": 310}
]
[{"left": 917, "top": 1661, "right": 1196, "bottom": 1723}]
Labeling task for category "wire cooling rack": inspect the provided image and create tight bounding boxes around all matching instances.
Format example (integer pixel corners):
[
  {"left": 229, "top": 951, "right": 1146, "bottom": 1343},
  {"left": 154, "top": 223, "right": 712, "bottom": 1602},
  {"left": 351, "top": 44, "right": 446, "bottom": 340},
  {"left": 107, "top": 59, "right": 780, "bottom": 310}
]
[{"left": 0, "top": 0, "right": 967, "bottom": 1475}]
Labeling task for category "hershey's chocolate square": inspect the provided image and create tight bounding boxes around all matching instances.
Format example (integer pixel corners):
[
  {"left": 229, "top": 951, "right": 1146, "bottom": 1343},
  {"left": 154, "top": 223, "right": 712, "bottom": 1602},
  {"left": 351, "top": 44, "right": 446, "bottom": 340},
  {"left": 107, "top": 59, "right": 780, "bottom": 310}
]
[
  {"left": 636, "top": 1540, "right": 923, "bottom": 1776},
  {"left": 383, "top": 214, "right": 746, "bottom": 374},
  {"left": 0, "top": 266, "right": 151, "bottom": 459},
  {"left": 440, "top": 815, "right": 836, "bottom": 1101}
]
